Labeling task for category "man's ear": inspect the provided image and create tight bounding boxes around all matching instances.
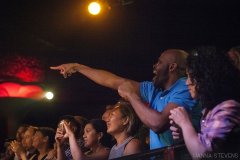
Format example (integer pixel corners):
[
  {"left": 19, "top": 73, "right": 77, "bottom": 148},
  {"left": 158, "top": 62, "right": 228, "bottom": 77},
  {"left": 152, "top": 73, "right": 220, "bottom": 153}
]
[{"left": 169, "top": 63, "right": 177, "bottom": 72}]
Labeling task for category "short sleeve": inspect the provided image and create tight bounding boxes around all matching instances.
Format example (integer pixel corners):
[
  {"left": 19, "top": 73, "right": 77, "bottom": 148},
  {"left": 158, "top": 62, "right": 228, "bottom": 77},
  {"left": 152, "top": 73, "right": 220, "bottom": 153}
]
[
  {"left": 139, "top": 81, "right": 155, "bottom": 103},
  {"left": 168, "top": 84, "right": 196, "bottom": 110}
]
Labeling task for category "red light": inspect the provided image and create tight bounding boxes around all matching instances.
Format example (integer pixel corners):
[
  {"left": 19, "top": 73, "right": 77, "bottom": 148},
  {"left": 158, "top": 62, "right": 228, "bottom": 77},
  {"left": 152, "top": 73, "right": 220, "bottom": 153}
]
[
  {"left": 0, "top": 82, "right": 44, "bottom": 100},
  {"left": 0, "top": 55, "right": 44, "bottom": 82}
]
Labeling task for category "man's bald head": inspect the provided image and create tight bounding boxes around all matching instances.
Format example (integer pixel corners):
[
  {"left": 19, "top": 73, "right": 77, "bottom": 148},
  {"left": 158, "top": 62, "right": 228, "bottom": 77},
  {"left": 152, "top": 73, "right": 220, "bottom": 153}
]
[
  {"left": 162, "top": 49, "right": 188, "bottom": 76},
  {"left": 153, "top": 49, "right": 189, "bottom": 89}
]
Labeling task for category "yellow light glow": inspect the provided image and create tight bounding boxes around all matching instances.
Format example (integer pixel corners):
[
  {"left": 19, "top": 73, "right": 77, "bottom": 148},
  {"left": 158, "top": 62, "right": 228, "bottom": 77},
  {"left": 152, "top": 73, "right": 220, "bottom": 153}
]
[
  {"left": 88, "top": 2, "right": 101, "bottom": 15},
  {"left": 45, "top": 91, "right": 54, "bottom": 100}
]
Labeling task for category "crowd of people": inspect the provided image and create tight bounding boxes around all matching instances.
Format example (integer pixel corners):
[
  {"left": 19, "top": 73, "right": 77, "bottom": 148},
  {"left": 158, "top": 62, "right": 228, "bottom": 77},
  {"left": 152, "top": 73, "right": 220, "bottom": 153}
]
[{"left": 1, "top": 46, "right": 240, "bottom": 160}]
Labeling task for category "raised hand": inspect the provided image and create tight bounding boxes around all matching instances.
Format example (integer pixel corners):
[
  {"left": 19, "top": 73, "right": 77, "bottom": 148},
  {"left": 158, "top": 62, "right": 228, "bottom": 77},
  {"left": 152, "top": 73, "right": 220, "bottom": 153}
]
[
  {"left": 55, "top": 127, "right": 65, "bottom": 146},
  {"left": 169, "top": 107, "right": 191, "bottom": 128},
  {"left": 9, "top": 140, "right": 25, "bottom": 154},
  {"left": 62, "top": 121, "right": 75, "bottom": 139},
  {"left": 50, "top": 63, "right": 79, "bottom": 78}
]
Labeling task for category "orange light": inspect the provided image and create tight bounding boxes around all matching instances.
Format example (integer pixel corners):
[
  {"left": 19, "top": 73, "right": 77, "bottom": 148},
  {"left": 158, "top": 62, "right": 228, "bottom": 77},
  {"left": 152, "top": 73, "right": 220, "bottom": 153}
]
[{"left": 88, "top": 2, "right": 101, "bottom": 15}]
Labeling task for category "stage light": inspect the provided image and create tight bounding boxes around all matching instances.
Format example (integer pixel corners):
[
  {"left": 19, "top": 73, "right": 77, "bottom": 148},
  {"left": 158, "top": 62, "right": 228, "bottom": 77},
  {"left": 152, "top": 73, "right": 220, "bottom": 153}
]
[
  {"left": 0, "top": 82, "right": 44, "bottom": 100},
  {"left": 45, "top": 91, "right": 54, "bottom": 100},
  {"left": 88, "top": 2, "right": 101, "bottom": 15}
]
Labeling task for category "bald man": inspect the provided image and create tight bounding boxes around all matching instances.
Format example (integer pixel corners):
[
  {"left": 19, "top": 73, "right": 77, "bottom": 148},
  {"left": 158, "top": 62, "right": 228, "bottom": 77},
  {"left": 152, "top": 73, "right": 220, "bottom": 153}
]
[{"left": 51, "top": 49, "right": 199, "bottom": 150}]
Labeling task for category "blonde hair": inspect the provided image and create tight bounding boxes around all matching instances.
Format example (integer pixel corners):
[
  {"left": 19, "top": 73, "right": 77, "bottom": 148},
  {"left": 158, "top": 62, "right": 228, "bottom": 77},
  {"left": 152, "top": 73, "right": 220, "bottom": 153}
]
[{"left": 113, "top": 100, "right": 141, "bottom": 136}]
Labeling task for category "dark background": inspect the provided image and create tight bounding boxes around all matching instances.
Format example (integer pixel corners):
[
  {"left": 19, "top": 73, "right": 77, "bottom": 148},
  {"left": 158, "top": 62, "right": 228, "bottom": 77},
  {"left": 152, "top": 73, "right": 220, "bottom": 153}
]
[{"left": 1, "top": 0, "right": 240, "bottom": 147}]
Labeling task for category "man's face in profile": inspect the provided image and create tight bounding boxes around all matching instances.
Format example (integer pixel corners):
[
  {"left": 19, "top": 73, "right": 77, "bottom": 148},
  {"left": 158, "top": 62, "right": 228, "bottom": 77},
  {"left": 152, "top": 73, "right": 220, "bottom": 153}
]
[{"left": 153, "top": 53, "right": 170, "bottom": 89}]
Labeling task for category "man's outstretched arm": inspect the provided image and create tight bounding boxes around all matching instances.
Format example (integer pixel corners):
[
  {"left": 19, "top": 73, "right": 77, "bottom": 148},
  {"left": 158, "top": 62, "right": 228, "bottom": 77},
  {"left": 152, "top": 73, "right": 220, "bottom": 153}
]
[{"left": 50, "top": 63, "right": 139, "bottom": 91}]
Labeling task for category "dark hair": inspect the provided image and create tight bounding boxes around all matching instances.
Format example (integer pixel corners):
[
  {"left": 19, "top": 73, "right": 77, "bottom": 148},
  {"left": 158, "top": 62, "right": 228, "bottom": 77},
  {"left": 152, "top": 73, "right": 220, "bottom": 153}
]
[
  {"left": 37, "top": 127, "right": 55, "bottom": 149},
  {"left": 74, "top": 116, "right": 88, "bottom": 137},
  {"left": 187, "top": 47, "right": 240, "bottom": 109},
  {"left": 88, "top": 119, "right": 112, "bottom": 148}
]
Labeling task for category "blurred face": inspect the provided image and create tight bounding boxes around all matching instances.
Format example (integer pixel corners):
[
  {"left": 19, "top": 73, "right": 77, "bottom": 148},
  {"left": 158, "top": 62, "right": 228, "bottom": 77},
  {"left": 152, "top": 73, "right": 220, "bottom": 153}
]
[
  {"left": 228, "top": 50, "right": 239, "bottom": 65},
  {"left": 83, "top": 124, "right": 99, "bottom": 148},
  {"left": 106, "top": 108, "right": 126, "bottom": 136},
  {"left": 22, "top": 128, "right": 35, "bottom": 150},
  {"left": 186, "top": 71, "right": 197, "bottom": 99},
  {"left": 32, "top": 131, "right": 45, "bottom": 149},
  {"left": 16, "top": 126, "right": 26, "bottom": 142},
  {"left": 153, "top": 52, "right": 171, "bottom": 89},
  {"left": 102, "top": 109, "right": 112, "bottom": 122}
]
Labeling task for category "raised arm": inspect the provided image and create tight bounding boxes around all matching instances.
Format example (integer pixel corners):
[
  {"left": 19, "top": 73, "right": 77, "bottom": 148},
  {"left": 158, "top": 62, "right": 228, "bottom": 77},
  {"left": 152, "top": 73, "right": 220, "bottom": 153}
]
[
  {"left": 169, "top": 107, "right": 206, "bottom": 158},
  {"left": 118, "top": 81, "right": 177, "bottom": 133},
  {"left": 128, "top": 95, "right": 177, "bottom": 133},
  {"left": 55, "top": 128, "right": 66, "bottom": 160},
  {"left": 63, "top": 122, "right": 109, "bottom": 160},
  {"left": 50, "top": 63, "right": 132, "bottom": 90}
]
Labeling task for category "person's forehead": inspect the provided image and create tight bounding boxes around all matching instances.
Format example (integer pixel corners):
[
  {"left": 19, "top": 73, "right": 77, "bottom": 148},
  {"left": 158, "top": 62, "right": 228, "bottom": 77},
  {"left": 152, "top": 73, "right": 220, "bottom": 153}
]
[
  {"left": 112, "top": 107, "right": 121, "bottom": 115},
  {"left": 26, "top": 127, "right": 36, "bottom": 134},
  {"left": 85, "top": 123, "right": 93, "bottom": 129},
  {"left": 85, "top": 124, "right": 97, "bottom": 132},
  {"left": 105, "top": 109, "right": 112, "bottom": 114}
]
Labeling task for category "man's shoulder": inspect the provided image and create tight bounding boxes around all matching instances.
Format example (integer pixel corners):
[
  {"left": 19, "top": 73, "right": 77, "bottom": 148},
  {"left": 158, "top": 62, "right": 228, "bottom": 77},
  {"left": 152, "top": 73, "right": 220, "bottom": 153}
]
[
  {"left": 176, "top": 77, "right": 187, "bottom": 86},
  {"left": 169, "top": 77, "right": 188, "bottom": 92}
]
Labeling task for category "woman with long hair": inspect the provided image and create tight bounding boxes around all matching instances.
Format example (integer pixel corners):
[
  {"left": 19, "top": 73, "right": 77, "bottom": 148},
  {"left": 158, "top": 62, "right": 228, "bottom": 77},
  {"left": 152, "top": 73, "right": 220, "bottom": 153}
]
[
  {"left": 169, "top": 47, "right": 240, "bottom": 159},
  {"left": 107, "top": 100, "right": 142, "bottom": 159}
]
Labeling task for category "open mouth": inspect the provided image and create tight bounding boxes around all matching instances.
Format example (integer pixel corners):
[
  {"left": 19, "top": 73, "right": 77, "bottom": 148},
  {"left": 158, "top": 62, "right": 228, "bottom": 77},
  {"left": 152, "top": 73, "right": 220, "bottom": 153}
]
[{"left": 153, "top": 69, "right": 157, "bottom": 74}]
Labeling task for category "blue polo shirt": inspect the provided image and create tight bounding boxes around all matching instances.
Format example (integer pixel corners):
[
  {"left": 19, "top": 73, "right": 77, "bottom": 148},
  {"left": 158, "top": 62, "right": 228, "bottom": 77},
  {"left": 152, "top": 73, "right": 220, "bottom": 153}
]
[{"left": 140, "top": 77, "right": 197, "bottom": 149}]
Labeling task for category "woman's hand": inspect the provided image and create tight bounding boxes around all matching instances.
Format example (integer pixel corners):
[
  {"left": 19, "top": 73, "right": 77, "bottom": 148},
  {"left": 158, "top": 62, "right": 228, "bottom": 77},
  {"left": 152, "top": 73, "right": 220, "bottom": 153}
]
[
  {"left": 169, "top": 107, "right": 191, "bottom": 128},
  {"left": 63, "top": 121, "right": 75, "bottom": 139},
  {"left": 55, "top": 127, "right": 65, "bottom": 146},
  {"left": 170, "top": 120, "right": 182, "bottom": 140}
]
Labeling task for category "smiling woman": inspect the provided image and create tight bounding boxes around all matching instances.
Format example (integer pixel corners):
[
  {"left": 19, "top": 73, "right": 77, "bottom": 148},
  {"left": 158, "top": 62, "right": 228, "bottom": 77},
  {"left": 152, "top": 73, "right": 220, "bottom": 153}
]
[{"left": 107, "top": 100, "right": 143, "bottom": 159}]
